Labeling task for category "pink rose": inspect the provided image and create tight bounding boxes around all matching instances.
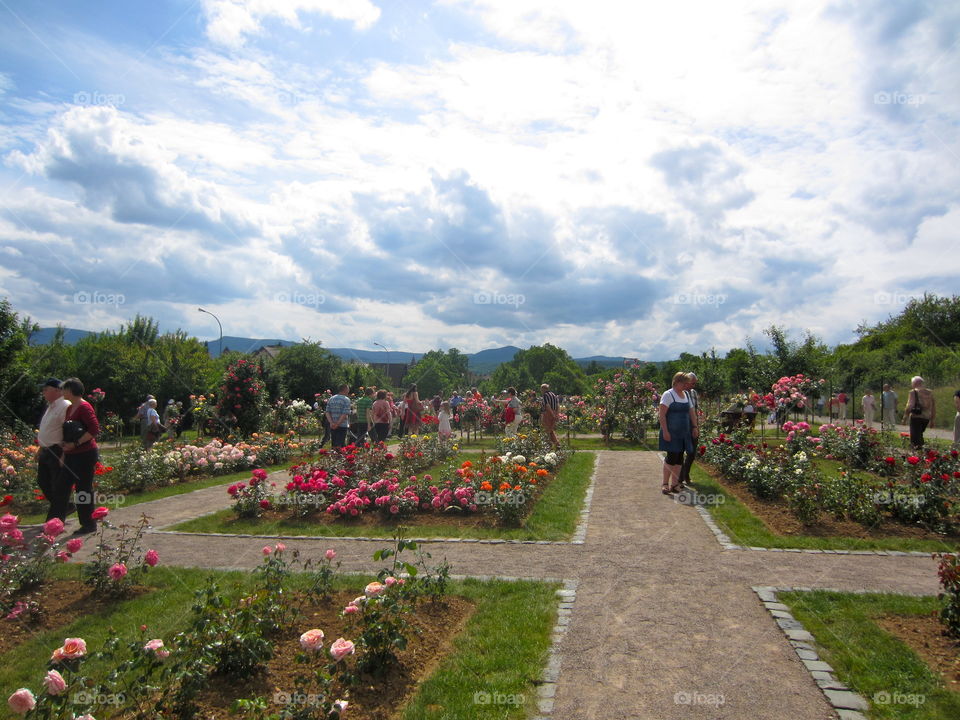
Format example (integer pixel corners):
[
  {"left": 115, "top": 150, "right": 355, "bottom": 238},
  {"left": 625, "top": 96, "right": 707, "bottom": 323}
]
[
  {"left": 144, "top": 639, "right": 170, "bottom": 659},
  {"left": 0, "top": 513, "right": 18, "bottom": 531},
  {"left": 329, "top": 637, "right": 355, "bottom": 661},
  {"left": 325, "top": 549, "right": 336, "bottom": 560},
  {"left": 384, "top": 576, "right": 397, "bottom": 587},
  {"left": 66, "top": 538, "right": 83, "bottom": 553},
  {"left": 43, "top": 670, "right": 67, "bottom": 695},
  {"left": 274, "top": 543, "right": 286, "bottom": 553},
  {"left": 343, "top": 605, "right": 359, "bottom": 615},
  {"left": 364, "top": 581, "right": 385, "bottom": 598},
  {"left": 262, "top": 546, "right": 272, "bottom": 555},
  {"left": 108, "top": 563, "right": 127, "bottom": 580},
  {"left": 55, "top": 551, "right": 70, "bottom": 563},
  {"left": 91, "top": 506, "right": 109, "bottom": 520},
  {"left": 299, "top": 628, "right": 325, "bottom": 651},
  {"left": 43, "top": 518, "right": 65, "bottom": 537},
  {"left": 56, "top": 637, "right": 86, "bottom": 660},
  {"left": 7, "top": 688, "right": 35, "bottom": 714},
  {"left": 144, "top": 549, "right": 159, "bottom": 567}
]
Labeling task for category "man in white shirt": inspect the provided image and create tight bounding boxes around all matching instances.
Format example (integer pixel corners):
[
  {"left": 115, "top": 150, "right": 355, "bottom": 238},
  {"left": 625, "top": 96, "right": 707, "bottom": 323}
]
[{"left": 36, "top": 378, "right": 71, "bottom": 521}]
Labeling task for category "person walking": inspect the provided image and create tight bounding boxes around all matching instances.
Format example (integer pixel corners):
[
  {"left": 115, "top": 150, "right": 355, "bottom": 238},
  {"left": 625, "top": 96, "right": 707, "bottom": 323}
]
[
  {"left": 540, "top": 383, "right": 560, "bottom": 449},
  {"left": 837, "top": 390, "right": 848, "bottom": 421},
  {"left": 58, "top": 378, "right": 101, "bottom": 534},
  {"left": 437, "top": 400, "right": 453, "bottom": 440},
  {"left": 497, "top": 387, "right": 522, "bottom": 437},
  {"left": 402, "top": 384, "right": 423, "bottom": 435},
  {"left": 143, "top": 399, "right": 163, "bottom": 449},
  {"left": 36, "top": 378, "right": 70, "bottom": 522},
  {"left": 902, "top": 376, "right": 936, "bottom": 449},
  {"left": 861, "top": 389, "right": 876, "bottom": 428},
  {"left": 325, "top": 385, "right": 352, "bottom": 448},
  {"left": 881, "top": 384, "right": 898, "bottom": 430},
  {"left": 678, "top": 373, "right": 700, "bottom": 487},
  {"left": 352, "top": 387, "right": 375, "bottom": 445},
  {"left": 658, "top": 372, "right": 698, "bottom": 495},
  {"left": 371, "top": 390, "right": 393, "bottom": 443}
]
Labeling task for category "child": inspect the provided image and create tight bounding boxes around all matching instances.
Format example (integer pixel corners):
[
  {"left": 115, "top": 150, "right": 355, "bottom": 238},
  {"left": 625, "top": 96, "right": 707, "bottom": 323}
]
[{"left": 438, "top": 400, "right": 453, "bottom": 440}]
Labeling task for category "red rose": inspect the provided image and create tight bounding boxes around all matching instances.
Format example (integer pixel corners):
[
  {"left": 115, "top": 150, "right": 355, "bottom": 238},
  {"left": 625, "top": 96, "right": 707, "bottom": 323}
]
[{"left": 907, "top": 456, "right": 920, "bottom": 465}]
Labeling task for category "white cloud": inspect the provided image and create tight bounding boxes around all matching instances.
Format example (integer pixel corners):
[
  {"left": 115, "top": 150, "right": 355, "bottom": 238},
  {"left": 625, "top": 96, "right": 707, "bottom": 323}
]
[{"left": 202, "top": 0, "right": 382, "bottom": 46}]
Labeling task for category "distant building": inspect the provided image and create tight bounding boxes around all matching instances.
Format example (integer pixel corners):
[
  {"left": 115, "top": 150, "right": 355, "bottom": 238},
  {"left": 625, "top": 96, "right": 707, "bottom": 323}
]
[
  {"left": 369, "top": 363, "right": 410, "bottom": 387},
  {"left": 253, "top": 345, "right": 284, "bottom": 360}
]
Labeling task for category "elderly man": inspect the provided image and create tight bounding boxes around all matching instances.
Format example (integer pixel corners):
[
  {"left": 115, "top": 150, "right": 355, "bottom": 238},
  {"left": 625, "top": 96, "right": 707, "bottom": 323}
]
[
  {"left": 540, "top": 383, "right": 560, "bottom": 449},
  {"left": 36, "top": 378, "right": 71, "bottom": 522},
  {"left": 325, "top": 384, "right": 352, "bottom": 448}
]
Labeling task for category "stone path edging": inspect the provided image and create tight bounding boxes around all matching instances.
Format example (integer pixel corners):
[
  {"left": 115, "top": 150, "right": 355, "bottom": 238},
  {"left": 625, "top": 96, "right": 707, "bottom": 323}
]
[
  {"left": 752, "top": 584, "right": 939, "bottom": 720},
  {"left": 692, "top": 503, "right": 931, "bottom": 556}
]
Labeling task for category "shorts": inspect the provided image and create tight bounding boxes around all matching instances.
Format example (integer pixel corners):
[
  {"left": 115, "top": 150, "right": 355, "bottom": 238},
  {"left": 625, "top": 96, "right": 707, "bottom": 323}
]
[{"left": 664, "top": 450, "right": 685, "bottom": 465}]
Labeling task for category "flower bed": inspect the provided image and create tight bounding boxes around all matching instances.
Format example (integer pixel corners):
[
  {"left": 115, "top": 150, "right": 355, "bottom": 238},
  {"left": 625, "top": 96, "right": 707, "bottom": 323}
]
[
  {"left": 235, "top": 432, "right": 571, "bottom": 527},
  {"left": 700, "top": 426, "right": 960, "bottom": 532}
]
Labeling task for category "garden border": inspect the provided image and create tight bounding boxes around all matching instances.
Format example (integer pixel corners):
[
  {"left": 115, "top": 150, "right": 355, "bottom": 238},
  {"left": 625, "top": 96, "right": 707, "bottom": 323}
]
[
  {"left": 152, "top": 452, "right": 601, "bottom": 546},
  {"left": 752, "top": 585, "right": 939, "bottom": 720}
]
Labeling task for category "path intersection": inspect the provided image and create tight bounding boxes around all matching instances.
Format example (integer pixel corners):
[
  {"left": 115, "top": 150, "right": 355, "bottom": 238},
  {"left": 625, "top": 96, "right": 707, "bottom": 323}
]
[{"left": 80, "top": 450, "right": 941, "bottom": 719}]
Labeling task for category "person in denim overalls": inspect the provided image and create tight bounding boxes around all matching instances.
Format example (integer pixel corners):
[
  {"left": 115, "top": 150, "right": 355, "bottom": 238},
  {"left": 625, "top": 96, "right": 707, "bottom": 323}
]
[{"left": 658, "top": 372, "right": 699, "bottom": 494}]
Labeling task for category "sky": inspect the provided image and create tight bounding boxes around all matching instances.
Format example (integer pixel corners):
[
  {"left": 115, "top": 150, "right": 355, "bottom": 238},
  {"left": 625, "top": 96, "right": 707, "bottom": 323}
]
[{"left": 0, "top": 0, "right": 958, "bottom": 360}]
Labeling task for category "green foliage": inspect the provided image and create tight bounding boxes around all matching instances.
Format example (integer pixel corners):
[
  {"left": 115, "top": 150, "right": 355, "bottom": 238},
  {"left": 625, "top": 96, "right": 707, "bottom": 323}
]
[
  {"left": 402, "top": 348, "right": 469, "bottom": 396},
  {"left": 267, "top": 341, "right": 344, "bottom": 399},
  {"left": 485, "top": 343, "right": 587, "bottom": 395}
]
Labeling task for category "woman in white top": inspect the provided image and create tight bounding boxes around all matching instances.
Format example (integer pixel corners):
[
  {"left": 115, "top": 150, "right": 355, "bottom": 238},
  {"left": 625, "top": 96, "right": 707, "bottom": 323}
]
[{"left": 658, "top": 372, "right": 699, "bottom": 494}]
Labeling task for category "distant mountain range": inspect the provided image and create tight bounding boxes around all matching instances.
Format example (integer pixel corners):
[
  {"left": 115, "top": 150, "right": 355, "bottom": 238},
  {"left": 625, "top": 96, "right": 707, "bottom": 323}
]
[{"left": 28, "top": 328, "right": 633, "bottom": 374}]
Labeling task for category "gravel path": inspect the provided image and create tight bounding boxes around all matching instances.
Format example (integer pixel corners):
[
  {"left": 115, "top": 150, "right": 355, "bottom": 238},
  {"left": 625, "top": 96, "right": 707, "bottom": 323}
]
[{"left": 76, "top": 451, "right": 942, "bottom": 719}]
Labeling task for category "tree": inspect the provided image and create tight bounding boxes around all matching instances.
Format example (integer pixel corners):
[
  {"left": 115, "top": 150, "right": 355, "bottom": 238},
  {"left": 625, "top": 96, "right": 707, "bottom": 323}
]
[
  {"left": 0, "top": 298, "right": 38, "bottom": 431},
  {"left": 401, "top": 349, "right": 468, "bottom": 397},
  {"left": 267, "top": 342, "right": 343, "bottom": 400},
  {"left": 485, "top": 344, "right": 587, "bottom": 395}
]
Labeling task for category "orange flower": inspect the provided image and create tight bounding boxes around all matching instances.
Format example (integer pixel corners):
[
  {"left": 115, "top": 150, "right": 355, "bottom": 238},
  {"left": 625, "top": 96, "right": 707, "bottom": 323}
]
[
  {"left": 499, "top": 481, "right": 512, "bottom": 491},
  {"left": 536, "top": 469, "right": 549, "bottom": 476},
  {"left": 513, "top": 485, "right": 522, "bottom": 491},
  {"left": 480, "top": 481, "right": 493, "bottom": 491},
  {"left": 461, "top": 460, "right": 473, "bottom": 468}
]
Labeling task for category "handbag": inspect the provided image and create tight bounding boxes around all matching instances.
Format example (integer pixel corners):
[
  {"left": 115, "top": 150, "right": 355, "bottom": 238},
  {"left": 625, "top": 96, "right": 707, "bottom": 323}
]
[
  {"left": 503, "top": 406, "right": 516, "bottom": 423},
  {"left": 62, "top": 419, "right": 86, "bottom": 443}
]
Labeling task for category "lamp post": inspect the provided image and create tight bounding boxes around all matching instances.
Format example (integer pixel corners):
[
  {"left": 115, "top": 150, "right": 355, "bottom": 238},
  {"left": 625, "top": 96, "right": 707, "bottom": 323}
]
[
  {"left": 198, "top": 307, "right": 223, "bottom": 358},
  {"left": 373, "top": 341, "right": 391, "bottom": 388}
]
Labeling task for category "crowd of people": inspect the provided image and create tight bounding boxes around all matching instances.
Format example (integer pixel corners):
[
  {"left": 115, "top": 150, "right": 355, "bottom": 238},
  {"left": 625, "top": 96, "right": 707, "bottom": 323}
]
[{"left": 312, "top": 383, "right": 562, "bottom": 449}]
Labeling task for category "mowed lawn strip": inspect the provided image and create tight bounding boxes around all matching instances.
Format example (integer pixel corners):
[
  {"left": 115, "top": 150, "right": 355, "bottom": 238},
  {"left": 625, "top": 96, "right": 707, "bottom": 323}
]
[
  {"left": 779, "top": 590, "right": 960, "bottom": 720},
  {"left": 689, "top": 465, "right": 960, "bottom": 553},
  {"left": 169, "top": 452, "right": 597, "bottom": 541}
]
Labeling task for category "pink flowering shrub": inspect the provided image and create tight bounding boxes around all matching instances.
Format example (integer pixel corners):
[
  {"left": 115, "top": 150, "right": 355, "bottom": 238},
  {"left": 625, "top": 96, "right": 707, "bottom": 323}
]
[
  {"left": 81, "top": 513, "right": 159, "bottom": 598},
  {"left": 1, "top": 513, "right": 81, "bottom": 615}
]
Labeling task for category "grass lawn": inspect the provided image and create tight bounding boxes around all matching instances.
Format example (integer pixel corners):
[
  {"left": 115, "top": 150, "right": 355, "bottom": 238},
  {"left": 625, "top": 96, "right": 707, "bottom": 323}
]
[
  {"left": 689, "top": 465, "right": 960, "bottom": 552},
  {"left": 451, "top": 434, "right": 653, "bottom": 451},
  {"left": 17, "top": 462, "right": 291, "bottom": 526},
  {"left": 169, "top": 452, "right": 597, "bottom": 541},
  {"left": 0, "top": 565, "right": 558, "bottom": 720},
  {"left": 779, "top": 590, "right": 960, "bottom": 720}
]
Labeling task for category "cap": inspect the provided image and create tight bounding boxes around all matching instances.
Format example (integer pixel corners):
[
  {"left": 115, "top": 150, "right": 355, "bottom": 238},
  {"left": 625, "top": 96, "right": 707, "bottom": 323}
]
[{"left": 40, "top": 378, "right": 62, "bottom": 389}]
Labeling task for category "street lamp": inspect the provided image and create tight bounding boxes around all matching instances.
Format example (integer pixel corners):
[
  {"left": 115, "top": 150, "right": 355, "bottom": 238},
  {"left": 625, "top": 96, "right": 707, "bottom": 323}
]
[
  {"left": 373, "top": 342, "right": 391, "bottom": 387},
  {"left": 198, "top": 307, "right": 223, "bottom": 358}
]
